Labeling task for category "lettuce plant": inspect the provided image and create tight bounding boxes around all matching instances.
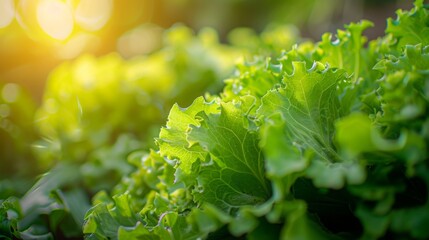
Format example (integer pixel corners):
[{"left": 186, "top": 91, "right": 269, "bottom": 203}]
[{"left": 84, "top": 1, "right": 429, "bottom": 239}]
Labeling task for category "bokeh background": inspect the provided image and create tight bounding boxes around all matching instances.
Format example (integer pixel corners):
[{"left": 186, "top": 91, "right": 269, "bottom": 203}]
[{"left": 0, "top": 0, "right": 414, "bottom": 101}]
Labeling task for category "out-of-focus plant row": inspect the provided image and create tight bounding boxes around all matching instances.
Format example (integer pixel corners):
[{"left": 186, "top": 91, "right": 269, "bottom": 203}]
[{"left": 0, "top": 0, "right": 410, "bottom": 101}]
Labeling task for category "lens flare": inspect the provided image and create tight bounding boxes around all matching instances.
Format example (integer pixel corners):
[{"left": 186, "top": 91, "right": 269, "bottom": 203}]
[
  {"left": 75, "top": 0, "right": 113, "bottom": 31},
  {"left": 0, "top": 0, "right": 15, "bottom": 28},
  {"left": 37, "top": 0, "right": 74, "bottom": 40}
]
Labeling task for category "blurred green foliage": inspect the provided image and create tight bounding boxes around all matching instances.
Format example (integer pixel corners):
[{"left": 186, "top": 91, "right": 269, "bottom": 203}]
[
  {"left": 0, "top": 84, "right": 37, "bottom": 198},
  {"left": 0, "top": 84, "right": 36, "bottom": 175},
  {"left": 34, "top": 25, "right": 242, "bottom": 184}
]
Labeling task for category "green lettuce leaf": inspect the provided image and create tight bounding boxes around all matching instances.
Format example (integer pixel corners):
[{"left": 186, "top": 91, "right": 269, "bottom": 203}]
[
  {"left": 188, "top": 100, "right": 271, "bottom": 213},
  {"left": 318, "top": 21, "right": 375, "bottom": 82},
  {"left": 259, "top": 62, "right": 343, "bottom": 163},
  {"left": 259, "top": 61, "right": 366, "bottom": 190},
  {"left": 386, "top": 0, "right": 429, "bottom": 50},
  {"left": 157, "top": 97, "right": 219, "bottom": 176}
]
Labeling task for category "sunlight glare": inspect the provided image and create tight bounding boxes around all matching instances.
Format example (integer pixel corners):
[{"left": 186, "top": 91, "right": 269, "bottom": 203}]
[
  {"left": 0, "top": 0, "right": 15, "bottom": 28},
  {"left": 37, "top": 0, "right": 74, "bottom": 40},
  {"left": 75, "top": 0, "right": 113, "bottom": 31}
]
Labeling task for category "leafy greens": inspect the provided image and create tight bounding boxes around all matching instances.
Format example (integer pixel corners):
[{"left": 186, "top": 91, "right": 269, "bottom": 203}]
[{"left": 84, "top": 1, "right": 429, "bottom": 239}]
